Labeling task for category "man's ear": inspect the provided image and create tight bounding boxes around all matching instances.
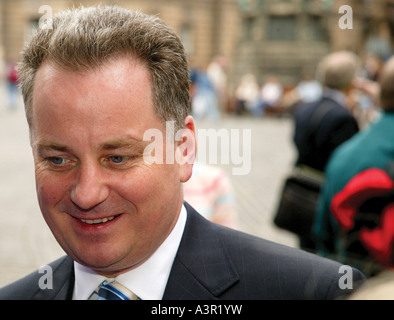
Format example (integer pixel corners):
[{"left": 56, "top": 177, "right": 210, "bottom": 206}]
[{"left": 176, "top": 116, "right": 196, "bottom": 183}]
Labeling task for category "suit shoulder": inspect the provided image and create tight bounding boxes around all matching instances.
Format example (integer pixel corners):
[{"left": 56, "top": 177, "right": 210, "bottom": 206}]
[
  {"left": 216, "top": 226, "right": 365, "bottom": 299},
  {"left": 177, "top": 205, "right": 365, "bottom": 299},
  {"left": 219, "top": 225, "right": 349, "bottom": 271},
  {"left": 0, "top": 256, "right": 71, "bottom": 300},
  {"left": 188, "top": 209, "right": 342, "bottom": 271}
]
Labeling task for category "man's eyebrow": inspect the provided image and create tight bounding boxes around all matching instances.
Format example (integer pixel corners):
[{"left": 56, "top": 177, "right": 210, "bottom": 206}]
[
  {"left": 33, "top": 137, "right": 148, "bottom": 153},
  {"left": 34, "top": 141, "right": 72, "bottom": 153},
  {"left": 98, "top": 138, "right": 148, "bottom": 151}
]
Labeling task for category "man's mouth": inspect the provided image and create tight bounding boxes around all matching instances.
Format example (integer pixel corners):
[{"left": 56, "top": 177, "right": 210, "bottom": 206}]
[{"left": 77, "top": 214, "right": 122, "bottom": 225}]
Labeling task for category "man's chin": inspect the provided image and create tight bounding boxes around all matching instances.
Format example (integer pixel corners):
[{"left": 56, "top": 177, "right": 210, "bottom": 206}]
[{"left": 70, "top": 249, "right": 132, "bottom": 276}]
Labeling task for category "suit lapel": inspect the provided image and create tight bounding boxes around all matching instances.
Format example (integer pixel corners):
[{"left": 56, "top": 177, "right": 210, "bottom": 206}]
[
  {"left": 163, "top": 203, "right": 239, "bottom": 299},
  {"left": 32, "top": 256, "right": 75, "bottom": 300}
]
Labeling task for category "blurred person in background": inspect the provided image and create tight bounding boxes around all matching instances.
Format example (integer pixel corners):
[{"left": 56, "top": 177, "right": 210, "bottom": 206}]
[
  {"left": 190, "top": 66, "right": 220, "bottom": 122},
  {"left": 313, "top": 55, "right": 394, "bottom": 270},
  {"left": 5, "top": 62, "right": 19, "bottom": 110},
  {"left": 233, "top": 73, "right": 259, "bottom": 115},
  {"left": 294, "top": 51, "right": 361, "bottom": 173},
  {"left": 349, "top": 75, "right": 381, "bottom": 129},
  {"left": 292, "top": 51, "right": 361, "bottom": 250},
  {"left": 207, "top": 55, "right": 229, "bottom": 113},
  {"left": 362, "top": 52, "right": 384, "bottom": 82},
  {"left": 295, "top": 73, "right": 322, "bottom": 104},
  {"left": 251, "top": 75, "right": 283, "bottom": 117},
  {"left": 183, "top": 163, "right": 238, "bottom": 229}
]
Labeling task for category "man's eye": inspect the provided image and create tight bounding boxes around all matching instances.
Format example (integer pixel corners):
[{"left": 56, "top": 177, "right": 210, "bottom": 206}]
[
  {"left": 109, "top": 155, "right": 125, "bottom": 163},
  {"left": 49, "top": 157, "right": 68, "bottom": 165},
  {"left": 106, "top": 155, "right": 136, "bottom": 169}
]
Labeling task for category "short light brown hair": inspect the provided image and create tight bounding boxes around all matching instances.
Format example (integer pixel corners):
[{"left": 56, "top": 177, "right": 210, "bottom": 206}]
[
  {"left": 18, "top": 5, "right": 191, "bottom": 131},
  {"left": 379, "top": 56, "right": 394, "bottom": 112}
]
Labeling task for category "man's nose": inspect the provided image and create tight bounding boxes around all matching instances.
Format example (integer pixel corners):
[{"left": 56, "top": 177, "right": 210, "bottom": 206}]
[{"left": 70, "top": 163, "right": 110, "bottom": 210}]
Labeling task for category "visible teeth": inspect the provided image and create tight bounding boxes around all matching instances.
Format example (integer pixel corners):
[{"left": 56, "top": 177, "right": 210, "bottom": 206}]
[{"left": 80, "top": 215, "right": 116, "bottom": 225}]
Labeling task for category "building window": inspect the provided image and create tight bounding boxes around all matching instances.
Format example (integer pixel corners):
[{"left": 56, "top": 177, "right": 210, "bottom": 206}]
[
  {"left": 267, "top": 15, "right": 297, "bottom": 41},
  {"left": 244, "top": 16, "right": 256, "bottom": 41},
  {"left": 307, "top": 15, "right": 328, "bottom": 42}
]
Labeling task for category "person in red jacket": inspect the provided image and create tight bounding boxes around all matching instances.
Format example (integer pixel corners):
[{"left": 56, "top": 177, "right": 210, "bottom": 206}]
[{"left": 6, "top": 62, "right": 19, "bottom": 109}]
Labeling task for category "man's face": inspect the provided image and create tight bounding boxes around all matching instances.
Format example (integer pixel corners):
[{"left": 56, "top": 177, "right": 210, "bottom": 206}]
[{"left": 30, "top": 57, "right": 194, "bottom": 276}]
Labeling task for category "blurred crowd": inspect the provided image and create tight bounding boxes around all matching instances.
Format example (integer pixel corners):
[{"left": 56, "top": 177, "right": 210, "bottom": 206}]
[
  {"left": 188, "top": 50, "right": 388, "bottom": 133},
  {"left": 1, "top": 50, "right": 388, "bottom": 129},
  {"left": 286, "top": 50, "right": 394, "bottom": 298},
  {"left": 190, "top": 48, "right": 394, "bottom": 299}
]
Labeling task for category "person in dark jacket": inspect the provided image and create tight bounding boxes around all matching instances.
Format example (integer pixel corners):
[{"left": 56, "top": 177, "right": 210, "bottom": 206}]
[
  {"left": 292, "top": 51, "right": 361, "bottom": 250},
  {"left": 294, "top": 51, "right": 361, "bottom": 173}
]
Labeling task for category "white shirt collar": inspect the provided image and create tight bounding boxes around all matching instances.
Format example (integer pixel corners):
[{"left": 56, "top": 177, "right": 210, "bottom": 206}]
[{"left": 72, "top": 204, "right": 187, "bottom": 300}]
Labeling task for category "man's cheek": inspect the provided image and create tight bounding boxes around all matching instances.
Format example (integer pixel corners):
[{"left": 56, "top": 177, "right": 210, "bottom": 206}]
[{"left": 36, "top": 177, "right": 64, "bottom": 208}]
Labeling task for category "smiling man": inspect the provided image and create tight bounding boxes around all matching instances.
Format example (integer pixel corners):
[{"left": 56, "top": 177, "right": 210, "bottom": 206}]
[
  {"left": 0, "top": 6, "right": 364, "bottom": 300},
  {"left": 32, "top": 56, "right": 190, "bottom": 279}
]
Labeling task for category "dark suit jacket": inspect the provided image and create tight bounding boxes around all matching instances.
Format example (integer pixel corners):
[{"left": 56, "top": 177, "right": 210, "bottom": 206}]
[
  {"left": 294, "top": 96, "right": 359, "bottom": 172},
  {"left": 0, "top": 203, "right": 364, "bottom": 300}
]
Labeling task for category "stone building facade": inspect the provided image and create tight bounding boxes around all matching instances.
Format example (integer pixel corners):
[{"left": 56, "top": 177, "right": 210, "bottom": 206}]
[
  {"left": 0, "top": 0, "right": 240, "bottom": 69},
  {"left": 0, "top": 0, "right": 393, "bottom": 98},
  {"left": 232, "top": 0, "right": 394, "bottom": 87}
]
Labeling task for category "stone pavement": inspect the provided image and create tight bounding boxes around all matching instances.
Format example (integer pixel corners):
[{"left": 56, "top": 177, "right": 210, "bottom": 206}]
[{"left": 0, "top": 86, "right": 298, "bottom": 287}]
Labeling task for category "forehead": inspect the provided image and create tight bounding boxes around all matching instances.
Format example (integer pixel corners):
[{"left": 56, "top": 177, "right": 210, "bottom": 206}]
[
  {"left": 33, "top": 56, "right": 152, "bottom": 105},
  {"left": 30, "top": 57, "right": 164, "bottom": 140}
]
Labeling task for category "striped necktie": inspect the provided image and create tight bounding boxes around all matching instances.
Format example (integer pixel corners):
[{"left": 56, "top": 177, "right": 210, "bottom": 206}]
[{"left": 89, "top": 279, "right": 139, "bottom": 300}]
